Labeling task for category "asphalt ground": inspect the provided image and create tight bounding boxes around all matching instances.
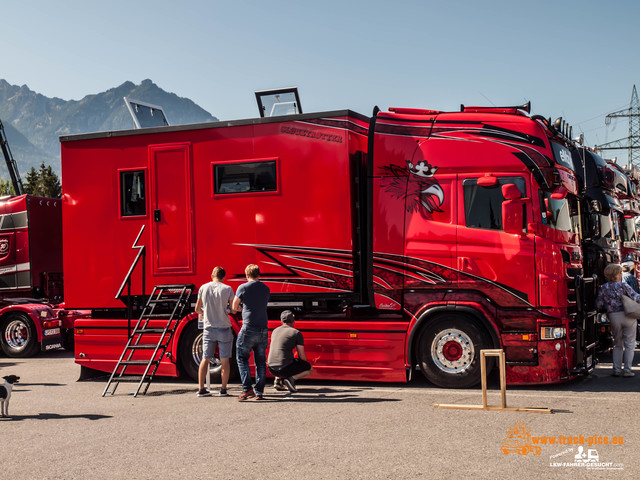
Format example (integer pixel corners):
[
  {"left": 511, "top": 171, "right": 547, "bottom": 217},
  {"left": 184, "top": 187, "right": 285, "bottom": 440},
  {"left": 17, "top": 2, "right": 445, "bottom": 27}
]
[{"left": 1, "top": 350, "right": 639, "bottom": 479}]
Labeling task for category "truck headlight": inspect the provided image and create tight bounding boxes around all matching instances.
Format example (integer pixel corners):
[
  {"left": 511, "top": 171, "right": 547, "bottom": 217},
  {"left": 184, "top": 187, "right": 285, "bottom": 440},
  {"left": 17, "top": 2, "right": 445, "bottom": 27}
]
[{"left": 540, "top": 327, "right": 566, "bottom": 340}]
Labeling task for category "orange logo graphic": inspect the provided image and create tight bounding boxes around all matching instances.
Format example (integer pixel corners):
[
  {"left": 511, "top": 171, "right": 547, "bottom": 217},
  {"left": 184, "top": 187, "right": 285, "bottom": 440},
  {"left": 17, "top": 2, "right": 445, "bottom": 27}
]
[{"left": 502, "top": 423, "right": 542, "bottom": 456}]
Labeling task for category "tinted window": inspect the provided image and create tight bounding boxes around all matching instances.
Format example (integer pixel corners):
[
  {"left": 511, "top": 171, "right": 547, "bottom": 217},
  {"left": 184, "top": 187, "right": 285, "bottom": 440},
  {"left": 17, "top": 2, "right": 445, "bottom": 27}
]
[
  {"left": 599, "top": 213, "right": 613, "bottom": 239},
  {"left": 120, "top": 170, "right": 146, "bottom": 216},
  {"left": 214, "top": 161, "right": 277, "bottom": 194},
  {"left": 551, "top": 142, "right": 575, "bottom": 171},
  {"left": 463, "top": 177, "right": 526, "bottom": 230},
  {"left": 539, "top": 192, "right": 579, "bottom": 233},
  {"left": 623, "top": 217, "right": 637, "bottom": 242}
]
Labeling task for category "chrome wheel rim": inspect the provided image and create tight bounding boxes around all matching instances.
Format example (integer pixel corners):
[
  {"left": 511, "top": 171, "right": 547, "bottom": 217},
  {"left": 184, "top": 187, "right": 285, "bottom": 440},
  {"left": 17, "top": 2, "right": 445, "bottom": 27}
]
[
  {"left": 431, "top": 328, "right": 474, "bottom": 374},
  {"left": 4, "top": 319, "right": 30, "bottom": 351},
  {"left": 191, "top": 331, "right": 222, "bottom": 374}
]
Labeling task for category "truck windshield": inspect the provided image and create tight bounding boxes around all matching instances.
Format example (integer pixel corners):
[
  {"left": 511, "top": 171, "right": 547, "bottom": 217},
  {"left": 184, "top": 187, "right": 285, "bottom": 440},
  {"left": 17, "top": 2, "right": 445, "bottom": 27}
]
[{"left": 539, "top": 192, "right": 579, "bottom": 233}]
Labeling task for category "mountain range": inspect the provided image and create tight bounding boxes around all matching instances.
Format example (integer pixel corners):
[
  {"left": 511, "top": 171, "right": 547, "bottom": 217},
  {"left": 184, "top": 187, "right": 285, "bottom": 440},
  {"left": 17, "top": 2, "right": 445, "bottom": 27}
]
[{"left": 0, "top": 79, "right": 218, "bottom": 179}]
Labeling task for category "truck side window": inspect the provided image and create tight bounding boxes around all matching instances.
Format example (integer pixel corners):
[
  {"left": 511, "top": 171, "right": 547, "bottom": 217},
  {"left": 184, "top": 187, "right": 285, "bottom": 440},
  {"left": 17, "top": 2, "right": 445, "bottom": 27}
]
[
  {"left": 539, "top": 191, "right": 578, "bottom": 233},
  {"left": 214, "top": 160, "right": 277, "bottom": 194},
  {"left": 120, "top": 170, "right": 146, "bottom": 217},
  {"left": 463, "top": 177, "right": 526, "bottom": 231}
]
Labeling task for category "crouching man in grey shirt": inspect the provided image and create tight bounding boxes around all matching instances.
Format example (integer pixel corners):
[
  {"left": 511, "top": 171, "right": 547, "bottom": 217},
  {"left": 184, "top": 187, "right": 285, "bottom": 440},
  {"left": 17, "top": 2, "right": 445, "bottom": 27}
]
[{"left": 267, "top": 310, "right": 313, "bottom": 393}]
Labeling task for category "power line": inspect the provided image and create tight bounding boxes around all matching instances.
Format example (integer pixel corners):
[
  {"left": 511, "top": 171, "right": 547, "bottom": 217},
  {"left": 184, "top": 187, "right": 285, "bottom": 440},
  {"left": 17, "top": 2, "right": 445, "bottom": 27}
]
[{"left": 595, "top": 85, "right": 640, "bottom": 167}]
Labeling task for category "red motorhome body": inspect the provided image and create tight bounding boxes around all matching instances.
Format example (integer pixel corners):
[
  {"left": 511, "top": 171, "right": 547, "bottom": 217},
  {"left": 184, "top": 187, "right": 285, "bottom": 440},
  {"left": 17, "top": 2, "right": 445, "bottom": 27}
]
[
  {"left": 0, "top": 194, "right": 64, "bottom": 356},
  {"left": 61, "top": 106, "right": 588, "bottom": 387}
]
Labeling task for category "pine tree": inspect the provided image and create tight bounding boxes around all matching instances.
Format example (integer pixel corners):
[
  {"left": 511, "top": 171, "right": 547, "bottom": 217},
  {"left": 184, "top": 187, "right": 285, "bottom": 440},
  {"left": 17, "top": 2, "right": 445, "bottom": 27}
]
[
  {"left": 24, "top": 166, "right": 40, "bottom": 195},
  {"left": 23, "top": 162, "right": 61, "bottom": 198},
  {"left": 0, "top": 178, "right": 15, "bottom": 196},
  {"left": 40, "top": 163, "right": 61, "bottom": 198}
]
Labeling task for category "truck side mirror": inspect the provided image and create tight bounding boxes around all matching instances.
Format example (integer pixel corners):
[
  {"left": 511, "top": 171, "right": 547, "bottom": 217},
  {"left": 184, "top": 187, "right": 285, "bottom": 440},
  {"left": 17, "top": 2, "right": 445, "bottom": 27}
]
[{"left": 502, "top": 184, "right": 524, "bottom": 235}]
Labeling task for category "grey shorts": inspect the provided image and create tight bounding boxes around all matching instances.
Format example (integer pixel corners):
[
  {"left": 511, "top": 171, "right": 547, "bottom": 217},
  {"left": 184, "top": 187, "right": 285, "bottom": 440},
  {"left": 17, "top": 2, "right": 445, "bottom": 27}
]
[{"left": 203, "top": 327, "right": 234, "bottom": 359}]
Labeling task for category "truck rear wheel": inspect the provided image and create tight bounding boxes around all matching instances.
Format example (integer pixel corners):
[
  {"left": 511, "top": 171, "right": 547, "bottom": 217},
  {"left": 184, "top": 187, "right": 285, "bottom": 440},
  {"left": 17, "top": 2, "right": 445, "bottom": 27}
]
[
  {"left": 416, "top": 314, "right": 492, "bottom": 388},
  {"left": 178, "top": 321, "right": 238, "bottom": 382},
  {"left": 1, "top": 312, "right": 39, "bottom": 357}
]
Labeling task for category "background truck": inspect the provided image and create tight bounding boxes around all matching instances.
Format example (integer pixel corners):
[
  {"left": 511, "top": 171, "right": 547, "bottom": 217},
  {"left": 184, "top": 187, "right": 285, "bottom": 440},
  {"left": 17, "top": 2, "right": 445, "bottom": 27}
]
[
  {"left": 0, "top": 119, "right": 65, "bottom": 356},
  {"left": 61, "top": 93, "right": 597, "bottom": 387},
  {"left": 572, "top": 147, "right": 624, "bottom": 282},
  {"left": 606, "top": 160, "right": 640, "bottom": 270}
]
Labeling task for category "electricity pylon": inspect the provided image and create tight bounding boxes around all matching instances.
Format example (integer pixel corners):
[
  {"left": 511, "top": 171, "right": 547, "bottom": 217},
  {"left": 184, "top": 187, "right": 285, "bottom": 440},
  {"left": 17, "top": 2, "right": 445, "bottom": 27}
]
[{"left": 596, "top": 85, "right": 640, "bottom": 167}]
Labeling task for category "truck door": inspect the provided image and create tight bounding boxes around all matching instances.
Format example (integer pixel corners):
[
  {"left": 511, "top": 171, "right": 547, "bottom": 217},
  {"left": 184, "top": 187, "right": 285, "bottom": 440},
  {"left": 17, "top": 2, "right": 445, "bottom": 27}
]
[
  {"left": 403, "top": 172, "right": 457, "bottom": 287},
  {"left": 456, "top": 175, "right": 536, "bottom": 307},
  {"left": 149, "top": 143, "right": 194, "bottom": 274}
]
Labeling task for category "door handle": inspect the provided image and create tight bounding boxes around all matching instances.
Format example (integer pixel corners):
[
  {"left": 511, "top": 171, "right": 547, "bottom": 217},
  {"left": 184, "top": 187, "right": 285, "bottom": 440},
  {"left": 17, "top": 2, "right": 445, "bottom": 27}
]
[{"left": 154, "top": 209, "right": 161, "bottom": 222}]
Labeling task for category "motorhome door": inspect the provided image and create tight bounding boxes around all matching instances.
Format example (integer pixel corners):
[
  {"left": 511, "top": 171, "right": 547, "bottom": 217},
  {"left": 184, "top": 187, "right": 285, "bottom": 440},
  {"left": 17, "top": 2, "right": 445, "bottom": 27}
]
[{"left": 149, "top": 143, "right": 194, "bottom": 274}]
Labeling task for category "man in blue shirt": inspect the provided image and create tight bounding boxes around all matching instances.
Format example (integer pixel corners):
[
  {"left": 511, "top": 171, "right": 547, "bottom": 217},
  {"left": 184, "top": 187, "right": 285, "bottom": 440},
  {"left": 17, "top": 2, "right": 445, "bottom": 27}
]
[{"left": 232, "top": 264, "right": 271, "bottom": 400}]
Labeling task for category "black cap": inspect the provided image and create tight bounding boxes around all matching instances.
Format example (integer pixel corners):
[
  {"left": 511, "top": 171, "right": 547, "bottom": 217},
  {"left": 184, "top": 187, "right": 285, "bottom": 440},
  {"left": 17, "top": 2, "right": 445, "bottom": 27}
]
[{"left": 280, "top": 310, "right": 295, "bottom": 323}]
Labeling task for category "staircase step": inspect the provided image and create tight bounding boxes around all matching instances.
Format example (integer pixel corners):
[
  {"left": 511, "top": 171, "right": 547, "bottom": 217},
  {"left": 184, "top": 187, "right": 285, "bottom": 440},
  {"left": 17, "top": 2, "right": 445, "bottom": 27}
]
[
  {"left": 143, "top": 313, "right": 174, "bottom": 319},
  {"left": 112, "top": 376, "right": 153, "bottom": 383},
  {"left": 128, "top": 344, "right": 163, "bottom": 350},
  {"left": 146, "top": 298, "right": 180, "bottom": 305},
  {"left": 134, "top": 328, "right": 173, "bottom": 334},
  {"left": 119, "top": 360, "right": 160, "bottom": 366}
]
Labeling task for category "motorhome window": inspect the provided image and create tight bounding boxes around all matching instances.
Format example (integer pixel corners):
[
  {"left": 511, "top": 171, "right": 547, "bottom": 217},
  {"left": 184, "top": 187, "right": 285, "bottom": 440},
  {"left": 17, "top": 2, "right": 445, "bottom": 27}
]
[
  {"left": 214, "top": 161, "right": 277, "bottom": 194},
  {"left": 539, "top": 192, "right": 578, "bottom": 233},
  {"left": 463, "top": 177, "right": 526, "bottom": 230},
  {"left": 120, "top": 170, "right": 146, "bottom": 216}
]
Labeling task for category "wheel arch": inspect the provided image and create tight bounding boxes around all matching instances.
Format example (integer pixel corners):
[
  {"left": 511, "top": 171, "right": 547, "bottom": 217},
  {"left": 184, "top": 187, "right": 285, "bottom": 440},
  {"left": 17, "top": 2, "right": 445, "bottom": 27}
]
[
  {"left": 407, "top": 305, "right": 500, "bottom": 368},
  {"left": 171, "top": 312, "right": 198, "bottom": 363},
  {"left": 0, "top": 307, "right": 44, "bottom": 357},
  {"left": 0, "top": 305, "right": 46, "bottom": 342}
]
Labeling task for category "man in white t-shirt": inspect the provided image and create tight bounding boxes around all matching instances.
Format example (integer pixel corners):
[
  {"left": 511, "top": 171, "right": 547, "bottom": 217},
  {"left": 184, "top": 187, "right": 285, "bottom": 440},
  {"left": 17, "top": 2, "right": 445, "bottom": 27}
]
[{"left": 195, "top": 266, "right": 236, "bottom": 397}]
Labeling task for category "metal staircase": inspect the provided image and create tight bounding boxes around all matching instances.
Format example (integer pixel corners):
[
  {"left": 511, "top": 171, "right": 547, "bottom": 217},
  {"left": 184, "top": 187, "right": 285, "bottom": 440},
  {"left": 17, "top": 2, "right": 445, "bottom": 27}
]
[{"left": 102, "top": 284, "right": 194, "bottom": 397}]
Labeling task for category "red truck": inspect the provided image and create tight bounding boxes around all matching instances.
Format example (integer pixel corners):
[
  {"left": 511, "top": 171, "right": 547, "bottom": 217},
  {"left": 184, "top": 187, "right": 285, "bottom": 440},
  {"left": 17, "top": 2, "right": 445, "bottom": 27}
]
[
  {"left": 0, "top": 194, "right": 66, "bottom": 356},
  {"left": 606, "top": 160, "right": 640, "bottom": 270},
  {"left": 60, "top": 96, "right": 596, "bottom": 387},
  {"left": 0, "top": 119, "right": 66, "bottom": 357}
]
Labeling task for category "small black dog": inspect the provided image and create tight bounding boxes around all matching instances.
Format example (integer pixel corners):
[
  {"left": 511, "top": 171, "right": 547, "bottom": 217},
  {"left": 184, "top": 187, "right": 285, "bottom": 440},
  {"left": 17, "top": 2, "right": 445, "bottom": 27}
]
[{"left": 1, "top": 375, "right": 20, "bottom": 417}]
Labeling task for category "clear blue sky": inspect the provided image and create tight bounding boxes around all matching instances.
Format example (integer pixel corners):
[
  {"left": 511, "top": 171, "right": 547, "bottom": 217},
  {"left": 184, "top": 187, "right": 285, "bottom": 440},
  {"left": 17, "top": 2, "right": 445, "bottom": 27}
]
[{"left": 3, "top": 0, "right": 640, "bottom": 163}]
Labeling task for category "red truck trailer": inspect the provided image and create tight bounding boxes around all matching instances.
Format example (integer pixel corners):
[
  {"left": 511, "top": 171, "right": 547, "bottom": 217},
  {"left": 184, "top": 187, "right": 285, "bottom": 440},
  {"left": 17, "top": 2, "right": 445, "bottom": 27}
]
[{"left": 61, "top": 100, "right": 596, "bottom": 387}]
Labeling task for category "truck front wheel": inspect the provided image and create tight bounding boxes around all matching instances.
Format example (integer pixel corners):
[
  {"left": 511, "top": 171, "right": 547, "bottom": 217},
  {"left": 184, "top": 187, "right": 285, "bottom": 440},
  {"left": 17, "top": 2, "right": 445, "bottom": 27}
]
[
  {"left": 1, "top": 313, "right": 39, "bottom": 357},
  {"left": 417, "top": 314, "right": 492, "bottom": 388},
  {"left": 178, "top": 321, "right": 238, "bottom": 382}
]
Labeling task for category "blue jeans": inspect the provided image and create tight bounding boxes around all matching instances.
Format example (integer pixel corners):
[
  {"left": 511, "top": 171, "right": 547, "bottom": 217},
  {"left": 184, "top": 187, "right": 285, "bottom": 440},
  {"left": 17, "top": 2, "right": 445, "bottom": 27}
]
[{"left": 236, "top": 327, "right": 268, "bottom": 394}]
